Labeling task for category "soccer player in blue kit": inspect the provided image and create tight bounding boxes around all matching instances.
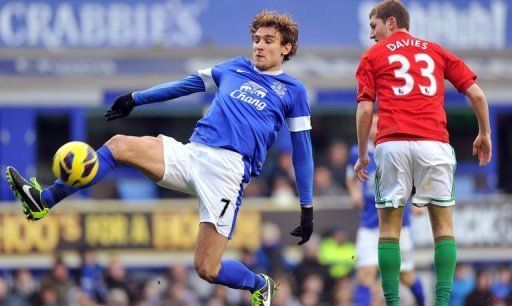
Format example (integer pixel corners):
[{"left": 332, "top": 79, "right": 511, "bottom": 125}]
[
  {"left": 346, "top": 114, "right": 425, "bottom": 306},
  {"left": 6, "top": 11, "right": 314, "bottom": 306}
]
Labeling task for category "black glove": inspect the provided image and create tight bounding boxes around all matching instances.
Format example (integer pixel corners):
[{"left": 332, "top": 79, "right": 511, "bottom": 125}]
[
  {"left": 290, "top": 206, "right": 313, "bottom": 245},
  {"left": 104, "top": 93, "right": 136, "bottom": 121}
]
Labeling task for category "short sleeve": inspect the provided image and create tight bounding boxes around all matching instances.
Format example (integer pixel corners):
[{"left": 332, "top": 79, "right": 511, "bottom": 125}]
[
  {"left": 197, "top": 67, "right": 218, "bottom": 93},
  {"left": 444, "top": 49, "right": 477, "bottom": 94},
  {"left": 355, "top": 53, "right": 377, "bottom": 102},
  {"left": 286, "top": 84, "right": 312, "bottom": 132},
  {"left": 197, "top": 57, "right": 239, "bottom": 93}
]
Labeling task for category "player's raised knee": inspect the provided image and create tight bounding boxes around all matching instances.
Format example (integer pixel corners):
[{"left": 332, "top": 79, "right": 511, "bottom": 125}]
[
  {"left": 194, "top": 262, "right": 218, "bottom": 282},
  {"left": 105, "top": 134, "right": 133, "bottom": 162}
]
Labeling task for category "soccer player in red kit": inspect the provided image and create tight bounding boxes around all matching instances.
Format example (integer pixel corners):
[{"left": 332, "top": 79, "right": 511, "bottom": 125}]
[{"left": 353, "top": 1, "right": 492, "bottom": 305}]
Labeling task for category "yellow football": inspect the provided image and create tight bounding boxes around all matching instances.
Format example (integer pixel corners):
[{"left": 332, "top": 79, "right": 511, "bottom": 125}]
[{"left": 52, "top": 141, "right": 99, "bottom": 187}]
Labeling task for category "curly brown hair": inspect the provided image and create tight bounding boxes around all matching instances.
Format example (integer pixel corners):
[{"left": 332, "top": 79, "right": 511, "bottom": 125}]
[
  {"left": 249, "top": 11, "right": 298, "bottom": 62},
  {"left": 370, "top": 0, "right": 410, "bottom": 31}
]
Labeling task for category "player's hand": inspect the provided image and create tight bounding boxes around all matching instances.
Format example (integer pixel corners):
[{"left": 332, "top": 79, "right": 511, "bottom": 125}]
[
  {"left": 472, "top": 132, "right": 492, "bottom": 166},
  {"left": 354, "top": 155, "right": 370, "bottom": 181},
  {"left": 290, "top": 206, "right": 313, "bottom": 245},
  {"left": 104, "top": 93, "right": 136, "bottom": 121}
]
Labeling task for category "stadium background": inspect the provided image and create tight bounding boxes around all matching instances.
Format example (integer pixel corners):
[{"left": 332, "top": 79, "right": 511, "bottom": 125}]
[{"left": 0, "top": 0, "right": 511, "bottom": 305}]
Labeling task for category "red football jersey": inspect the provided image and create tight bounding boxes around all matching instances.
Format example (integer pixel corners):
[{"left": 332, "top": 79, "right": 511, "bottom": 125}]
[{"left": 355, "top": 31, "right": 476, "bottom": 144}]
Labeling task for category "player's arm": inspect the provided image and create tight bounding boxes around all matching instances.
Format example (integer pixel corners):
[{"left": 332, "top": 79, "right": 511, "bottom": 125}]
[
  {"left": 290, "top": 130, "right": 314, "bottom": 207},
  {"left": 355, "top": 101, "right": 373, "bottom": 181},
  {"left": 104, "top": 73, "right": 207, "bottom": 121},
  {"left": 345, "top": 162, "right": 363, "bottom": 208},
  {"left": 465, "top": 83, "right": 492, "bottom": 166},
  {"left": 286, "top": 84, "right": 314, "bottom": 245},
  {"left": 289, "top": 130, "right": 314, "bottom": 245},
  {"left": 133, "top": 73, "right": 207, "bottom": 105},
  {"left": 443, "top": 48, "right": 492, "bottom": 166},
  {"left": 354, "top": 52, "right": 376, "bottom": 181}
]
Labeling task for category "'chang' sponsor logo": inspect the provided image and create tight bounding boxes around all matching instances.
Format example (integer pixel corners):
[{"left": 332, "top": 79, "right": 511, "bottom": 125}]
[{"left": 230, "top": 81, "right": 267, "bottom": 111}]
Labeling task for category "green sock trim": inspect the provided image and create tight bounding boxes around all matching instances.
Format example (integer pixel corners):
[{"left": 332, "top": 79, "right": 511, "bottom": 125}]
[
  {"left": 435, "top": 235, "right": 455, "bottom": 244},
  {"left": 379, "top": 237, "right": 400, "bottom": 244},
  {"left": 378, "top": 242, "right": 400, "bottom": 305},
  {"left": 434, "top": 239, "right": 457, "bottom": 306}
]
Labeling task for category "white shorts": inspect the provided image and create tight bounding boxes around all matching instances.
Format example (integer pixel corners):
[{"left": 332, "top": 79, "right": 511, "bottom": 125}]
[
  {"left": 374, "top": 141, "right": 456, "bottom": 208},
  {"left": 157, "top": 135, "right": 247, "bottom": 239},
  {"left": 355, "top": 226, "right": 414, "bottom": 271}
]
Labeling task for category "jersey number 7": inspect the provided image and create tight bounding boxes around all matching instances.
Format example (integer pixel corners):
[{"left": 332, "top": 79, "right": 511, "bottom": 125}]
[
  {"left": 219, "top": 198, "right": 230, "bottom": 218},
  {"left": 388, "top": 53, "right": 437, "bottom": 97}
]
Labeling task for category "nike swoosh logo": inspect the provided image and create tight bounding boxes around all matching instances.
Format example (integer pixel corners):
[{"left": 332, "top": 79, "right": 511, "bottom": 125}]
[
  {"left": 216, "top": 223, "right": 227, "bottom": 227},
  {"left": 236, "top": 69, "right": 249, "bottom": 73},
  {"left": 22, "top": 185, "right": 42, "bottom": 211}
]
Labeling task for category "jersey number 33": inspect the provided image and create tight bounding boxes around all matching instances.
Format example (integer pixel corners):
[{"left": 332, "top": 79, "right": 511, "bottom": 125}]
[{"left": 388, "top": 53, "right": 437, "bottom": 97}]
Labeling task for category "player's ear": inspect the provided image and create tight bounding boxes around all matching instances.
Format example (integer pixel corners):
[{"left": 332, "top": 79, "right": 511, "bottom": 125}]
[
  {"left": 281, "top": 43, "right": 292, "bottom": 58},
  {"left": 386, "top": 17, "right": 397, "bottom": 30}
]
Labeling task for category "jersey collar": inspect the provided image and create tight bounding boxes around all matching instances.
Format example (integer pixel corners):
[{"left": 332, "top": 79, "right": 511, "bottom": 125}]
[
  {"left": 389, "top": 30, "right": 410, "bottom": 40},
  {"left": 253, "top": 66, "right": 284, "bottom": 75}
]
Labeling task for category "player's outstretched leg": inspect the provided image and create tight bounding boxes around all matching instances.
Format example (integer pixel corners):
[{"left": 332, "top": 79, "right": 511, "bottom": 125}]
[
  {"left": 6, "top": 145, "right": 116, "bottom": 220},
  {"left": 10, "top": 135, "right": 164, "bottom": 221},
  {"left": 42, "top": 145, "right": 116, "bottom": 208}
]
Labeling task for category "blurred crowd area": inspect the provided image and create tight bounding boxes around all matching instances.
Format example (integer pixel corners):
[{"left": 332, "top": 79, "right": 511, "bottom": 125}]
[
  {"left": 246, "top": 139, "right": 350, "bottom": 202},
  {"left": 0, "top": 224, "right": 511, "bottom": 306}
]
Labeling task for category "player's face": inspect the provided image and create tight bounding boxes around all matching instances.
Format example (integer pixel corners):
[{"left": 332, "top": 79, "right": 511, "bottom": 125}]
[
  {"left": 369, "top": 16, "right": 391, "bottom": 42},
  {"left": 252, "top": 27, "right": 291, "bottom": 72}
]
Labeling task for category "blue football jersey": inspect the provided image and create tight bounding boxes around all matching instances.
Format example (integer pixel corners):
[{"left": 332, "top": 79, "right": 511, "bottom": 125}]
[
  {"left": 348, "top": 145, "right": 411, "bottom": 228},
  {"left": 192, "top": 56, "right": 311, "bottom": 179}
]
